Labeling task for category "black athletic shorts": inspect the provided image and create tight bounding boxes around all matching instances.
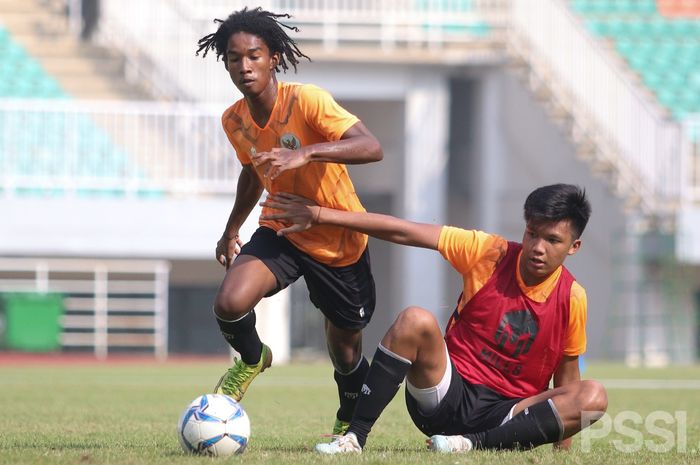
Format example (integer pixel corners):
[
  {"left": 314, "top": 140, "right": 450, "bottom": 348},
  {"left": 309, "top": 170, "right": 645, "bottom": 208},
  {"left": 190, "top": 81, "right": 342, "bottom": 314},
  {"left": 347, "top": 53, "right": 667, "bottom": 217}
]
[
  {"left": 406, "top": 361, "right": 523, "bottom": 436},
  {"left": 238, "top": 226, "right": 376, "bottom": 330}
]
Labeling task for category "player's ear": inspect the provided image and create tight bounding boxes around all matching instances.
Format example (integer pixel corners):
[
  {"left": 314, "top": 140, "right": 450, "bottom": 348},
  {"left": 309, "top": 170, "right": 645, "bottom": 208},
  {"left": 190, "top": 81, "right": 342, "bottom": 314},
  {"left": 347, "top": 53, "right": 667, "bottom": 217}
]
[
  {"left": 568, "top": 239, "right": 581, "bottom": 256},
  {"left": 270, "top": 52, "right": 280, "bottom": 70}
]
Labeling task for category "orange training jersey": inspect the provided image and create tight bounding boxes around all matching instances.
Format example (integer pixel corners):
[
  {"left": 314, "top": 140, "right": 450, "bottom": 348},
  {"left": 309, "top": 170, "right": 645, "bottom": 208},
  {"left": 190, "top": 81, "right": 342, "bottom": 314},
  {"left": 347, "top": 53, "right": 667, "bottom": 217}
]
[
  {"left": 438, "top": 226, "right": 587, "bottom": 358},
  {"left": 222, "top": 81, "right": 368, "bottom": 266}
]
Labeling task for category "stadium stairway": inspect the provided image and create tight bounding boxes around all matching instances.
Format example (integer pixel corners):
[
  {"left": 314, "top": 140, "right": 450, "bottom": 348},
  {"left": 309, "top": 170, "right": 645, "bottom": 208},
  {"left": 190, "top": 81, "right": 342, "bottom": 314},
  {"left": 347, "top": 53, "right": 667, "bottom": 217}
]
[
  {"left": 0, "top": 0, "right": 191, "bottom": 199},
  {"left": 508, "top": 0, "right": 690, "bottom": 219},
  {"left": 0, "top": 0, "right": 151, "bottom": 100}
]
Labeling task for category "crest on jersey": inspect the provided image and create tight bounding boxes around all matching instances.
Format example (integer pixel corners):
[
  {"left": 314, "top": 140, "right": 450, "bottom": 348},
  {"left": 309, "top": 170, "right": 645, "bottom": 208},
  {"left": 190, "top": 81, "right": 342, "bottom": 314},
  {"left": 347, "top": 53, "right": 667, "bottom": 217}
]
[
  {"left": 280, "top": 133, "right": 301, "bottom": 150},
  {"left": 494, "top": 309, "right": 539, "bottom": 357}
]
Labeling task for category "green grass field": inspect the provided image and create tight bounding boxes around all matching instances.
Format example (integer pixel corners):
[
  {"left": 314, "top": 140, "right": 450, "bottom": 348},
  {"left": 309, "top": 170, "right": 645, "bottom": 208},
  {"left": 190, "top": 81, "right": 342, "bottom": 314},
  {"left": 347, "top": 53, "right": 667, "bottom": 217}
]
[{"left": 1, "top": 358, "right": 700, "bottom": 464}]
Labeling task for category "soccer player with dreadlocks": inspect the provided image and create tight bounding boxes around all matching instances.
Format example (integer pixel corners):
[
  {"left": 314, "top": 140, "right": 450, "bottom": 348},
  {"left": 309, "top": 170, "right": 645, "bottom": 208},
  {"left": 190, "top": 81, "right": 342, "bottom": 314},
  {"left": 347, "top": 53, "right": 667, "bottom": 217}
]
[{"left": 197, "top": 7, "right": 383, "bottom": 435}]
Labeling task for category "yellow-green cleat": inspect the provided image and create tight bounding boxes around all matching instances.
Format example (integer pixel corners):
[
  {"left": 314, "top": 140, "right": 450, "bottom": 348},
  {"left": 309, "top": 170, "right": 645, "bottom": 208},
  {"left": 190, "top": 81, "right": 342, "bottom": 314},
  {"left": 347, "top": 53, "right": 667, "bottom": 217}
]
[
  {"left": 332, "top": 418, "right": 350, "bottom": 436},
  {"left": 214, "top": 344, "right": 273, "bottom": 401}
]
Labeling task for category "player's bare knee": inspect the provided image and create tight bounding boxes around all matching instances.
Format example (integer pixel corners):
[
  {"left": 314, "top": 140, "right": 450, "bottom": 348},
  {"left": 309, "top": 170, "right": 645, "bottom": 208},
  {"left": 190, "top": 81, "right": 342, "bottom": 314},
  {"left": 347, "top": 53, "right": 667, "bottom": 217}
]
[
  {"left": 580, "top": 379, "right": 608, "bottom": 413},
  {"left": 389, "top": 307, "right": 437, "bottom": 341},
  {"left": 213, "top": 290, "right": 250, "bottom": 320}
]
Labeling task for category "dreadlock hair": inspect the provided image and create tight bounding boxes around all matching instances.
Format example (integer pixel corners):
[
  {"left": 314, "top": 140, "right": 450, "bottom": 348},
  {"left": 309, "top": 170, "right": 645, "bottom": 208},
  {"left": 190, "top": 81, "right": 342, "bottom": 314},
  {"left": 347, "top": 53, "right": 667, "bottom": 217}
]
[{"left": 196, "top": 7, "right": 310, "bottom": 73}]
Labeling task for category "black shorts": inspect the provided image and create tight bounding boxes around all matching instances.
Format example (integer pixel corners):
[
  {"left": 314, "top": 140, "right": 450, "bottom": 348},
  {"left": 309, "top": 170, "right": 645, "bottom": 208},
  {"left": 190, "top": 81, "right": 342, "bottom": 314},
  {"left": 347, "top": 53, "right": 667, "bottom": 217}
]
[
  {"left": 405, "top": 361, "right": 523, "bottom": 436},
  {"left": 238, "top": 227, "right": 376, "bottom": 330}
]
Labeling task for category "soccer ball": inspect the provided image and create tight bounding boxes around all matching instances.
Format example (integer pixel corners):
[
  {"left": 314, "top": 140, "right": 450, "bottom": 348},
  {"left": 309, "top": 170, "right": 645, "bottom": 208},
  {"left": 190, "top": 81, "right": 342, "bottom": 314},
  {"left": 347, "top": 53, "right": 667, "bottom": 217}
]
[{"left": 177, "top": 394, "right": 250, "bottom": 456}]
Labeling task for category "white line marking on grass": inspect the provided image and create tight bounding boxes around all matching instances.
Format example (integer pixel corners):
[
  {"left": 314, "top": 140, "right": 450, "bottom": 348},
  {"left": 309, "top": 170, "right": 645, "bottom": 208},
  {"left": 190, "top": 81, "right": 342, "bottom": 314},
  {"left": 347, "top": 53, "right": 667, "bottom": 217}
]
[{"left": 600, "top": 379, "right": 700, "bottom": 390}]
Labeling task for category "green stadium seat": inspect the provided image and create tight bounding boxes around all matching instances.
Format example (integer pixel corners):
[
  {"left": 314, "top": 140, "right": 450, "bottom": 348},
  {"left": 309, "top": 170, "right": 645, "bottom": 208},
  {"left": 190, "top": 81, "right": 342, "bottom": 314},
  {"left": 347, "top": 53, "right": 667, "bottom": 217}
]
[
  {"left": 0, "top": 27, "right": 9, "bottom": 41},
  {"left": 641, "top": 71, "right": 664, "bottom": 89},
  {"left": 0, "top": 26, "right": 165, "bottom": 198},
  {"left": 572, "top": 0, "right": 650, "bottom": 15},
  {"left": 414, "top": 0, "right": 490, "bottom": 37},
  {"left": 690, "top": 126, "right": 700, "bottom": 142},
  {"left": 76, "top": 188, "right": 126, "bottom": 198},
  {"left": 661, "top": 73, "right": 686, "bottom": 88},
  {"left": 574, "top": 1, "right": 700, "bottom": 120},
  {"left": 415, "top": 0, "right": 474, "bottom": 11},
  {"left": 439, "top": 22, "right": 491, "bottom": 37}
]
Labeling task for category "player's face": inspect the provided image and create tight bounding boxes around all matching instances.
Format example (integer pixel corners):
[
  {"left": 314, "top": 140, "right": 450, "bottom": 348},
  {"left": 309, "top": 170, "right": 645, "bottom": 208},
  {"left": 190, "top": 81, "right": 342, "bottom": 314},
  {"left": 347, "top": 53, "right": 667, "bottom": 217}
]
[
  {"left": 225, "top": 32, "right": 279, "bottom": 97},
  {"left": 520, "top": 219, "right": 581, "bottom": 286}
]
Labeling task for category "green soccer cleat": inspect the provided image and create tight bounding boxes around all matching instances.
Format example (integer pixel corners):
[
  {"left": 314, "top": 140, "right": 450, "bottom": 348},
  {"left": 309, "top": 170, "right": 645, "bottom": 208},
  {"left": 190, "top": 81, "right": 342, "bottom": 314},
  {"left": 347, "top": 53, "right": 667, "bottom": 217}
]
[
  {"left": 332, "top": 418, "right": 350, "bottom": 435},
  {"left": 214, "top": 344, "right": 273, "bottom": 401}
]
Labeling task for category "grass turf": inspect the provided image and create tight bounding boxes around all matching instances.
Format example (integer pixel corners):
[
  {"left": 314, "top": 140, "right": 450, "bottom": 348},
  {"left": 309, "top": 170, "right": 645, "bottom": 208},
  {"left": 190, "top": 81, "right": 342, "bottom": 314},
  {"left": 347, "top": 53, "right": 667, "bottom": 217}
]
[{"left": 1, "top": 359, "right": 699, "bottom": 464}]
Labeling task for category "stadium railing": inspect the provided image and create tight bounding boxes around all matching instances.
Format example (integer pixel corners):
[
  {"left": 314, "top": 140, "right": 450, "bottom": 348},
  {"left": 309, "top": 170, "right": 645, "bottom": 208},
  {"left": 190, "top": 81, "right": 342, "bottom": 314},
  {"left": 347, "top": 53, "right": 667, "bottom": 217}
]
[
  {"left": 682, "top": 118, "right": 700, "bottom": 203},
  {"left": 94, "top": 0, "right": 509, "bottom": 102},
  {"left": 0, "top": 258, "right": 170, "bottom": 359},
  {"left": 510, "top": 0, "right": 684, "bottom": 215},
  {"left": 0, "top": 99, "right": 237, "bottom": 198}
]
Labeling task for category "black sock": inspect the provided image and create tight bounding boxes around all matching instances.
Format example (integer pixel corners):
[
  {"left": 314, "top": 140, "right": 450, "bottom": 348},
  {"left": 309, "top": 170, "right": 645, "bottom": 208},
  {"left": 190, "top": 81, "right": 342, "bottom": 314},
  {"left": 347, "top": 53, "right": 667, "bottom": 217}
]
[
  {"left": 465, "top": 399, "right": 564, "bottom": 450},
  {"left": 215, "top": 310, "right": 263, "bottom": 365},
  {"left": 334, "top": 356, "right": 370, "bottom": 422},
  {"left": 347, "top": 345, "right": 411, "bottom": 448}
]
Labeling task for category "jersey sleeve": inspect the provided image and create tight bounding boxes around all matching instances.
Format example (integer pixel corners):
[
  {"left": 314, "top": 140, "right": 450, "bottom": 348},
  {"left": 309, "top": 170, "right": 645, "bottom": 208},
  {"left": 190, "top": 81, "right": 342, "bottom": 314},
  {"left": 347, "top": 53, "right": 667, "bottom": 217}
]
[
  {"left": 563, "top": 281, "right": 587, "bottom": 356},
  {"left": 437, "top": 227, "right": 505, "bottom": 275},
  {"left": 297, "top": 84, "right": 360, "bottom": 141}
]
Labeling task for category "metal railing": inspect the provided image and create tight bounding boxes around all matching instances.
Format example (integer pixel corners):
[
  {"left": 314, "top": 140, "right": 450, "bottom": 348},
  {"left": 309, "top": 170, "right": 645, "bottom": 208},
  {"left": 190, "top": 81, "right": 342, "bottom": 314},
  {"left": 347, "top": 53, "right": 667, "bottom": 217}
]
[
  {"left": 45, "top": 0, "right": 699, "bottom": 210},
  {"left": 681, "top": 118, "right": 700, "bottom": 203},
  {"left": 181, "top": 0, "right": 509, "bottom": 46},
  {"left": 0, "top": 99, "right": 237, "bottom": 197},
  {"left": 0, "top": 258, "right": 170, "bottom": 359},
  {"left": 95, "top": 0, "right": 509, "bottom": 102},
  {"left": 510, "top": 0, "right": 683, "bottom": 216}
]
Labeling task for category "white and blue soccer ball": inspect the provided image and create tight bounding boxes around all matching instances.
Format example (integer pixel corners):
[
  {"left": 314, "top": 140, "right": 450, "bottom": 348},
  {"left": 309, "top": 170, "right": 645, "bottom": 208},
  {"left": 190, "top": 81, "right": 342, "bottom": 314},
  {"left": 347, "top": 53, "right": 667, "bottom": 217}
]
[{"left": 177, "top": 394, "right": 250, "bottom": 456}]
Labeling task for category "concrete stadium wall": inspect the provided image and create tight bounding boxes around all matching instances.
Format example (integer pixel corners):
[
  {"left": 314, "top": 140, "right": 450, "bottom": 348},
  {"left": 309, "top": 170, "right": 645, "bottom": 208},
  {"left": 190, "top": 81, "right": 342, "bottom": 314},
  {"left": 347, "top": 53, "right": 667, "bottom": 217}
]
[{"left": 445, "top": 65, "right": 628, "bottom": 360}]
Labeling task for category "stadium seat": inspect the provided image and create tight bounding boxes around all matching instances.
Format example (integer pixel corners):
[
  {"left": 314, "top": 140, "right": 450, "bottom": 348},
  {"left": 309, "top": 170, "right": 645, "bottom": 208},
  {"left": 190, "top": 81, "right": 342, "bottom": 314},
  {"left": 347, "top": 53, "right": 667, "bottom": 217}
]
[
  {"left": 0, "top": 26, "right": 159, "bottom": 198},
  {"left": 572, "top": 0, "right": 657, "bottom": 16},
  {"left": 414, "top": 0, "right": 490, "bottom": 38},
  {"left": 572, "top": 1, "right": 700, "bottom": 119}
]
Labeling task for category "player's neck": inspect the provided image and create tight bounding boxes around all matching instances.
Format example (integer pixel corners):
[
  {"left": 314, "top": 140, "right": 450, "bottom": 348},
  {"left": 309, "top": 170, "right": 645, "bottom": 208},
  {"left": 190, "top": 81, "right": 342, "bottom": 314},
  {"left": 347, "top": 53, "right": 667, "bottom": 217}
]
[{"left": 246, "top": 78, "right": 279, "bottom": 128}]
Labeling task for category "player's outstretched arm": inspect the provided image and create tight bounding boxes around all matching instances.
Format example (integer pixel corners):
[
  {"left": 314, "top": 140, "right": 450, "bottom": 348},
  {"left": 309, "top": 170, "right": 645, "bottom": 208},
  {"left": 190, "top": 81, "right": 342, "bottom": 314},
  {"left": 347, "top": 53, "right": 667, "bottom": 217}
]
[
  {"left": 260, "top": 192, "right": 441, "bottom": 250},
  {"left": 251, "top": 122, "right": 382, "bottom": 180}
]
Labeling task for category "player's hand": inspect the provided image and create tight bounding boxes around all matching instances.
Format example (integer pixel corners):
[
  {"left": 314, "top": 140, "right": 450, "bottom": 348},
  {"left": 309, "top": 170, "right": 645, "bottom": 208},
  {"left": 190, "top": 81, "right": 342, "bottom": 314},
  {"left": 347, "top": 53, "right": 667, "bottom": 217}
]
[
  {"left": 260, "top": 192, "right": 319, "bottom": 236},
  {"left": 215, "top": 233, "right": 243, "bottom": 270},
  {"left": 251, "top": 147, "right": 309, "bottom": 180}
]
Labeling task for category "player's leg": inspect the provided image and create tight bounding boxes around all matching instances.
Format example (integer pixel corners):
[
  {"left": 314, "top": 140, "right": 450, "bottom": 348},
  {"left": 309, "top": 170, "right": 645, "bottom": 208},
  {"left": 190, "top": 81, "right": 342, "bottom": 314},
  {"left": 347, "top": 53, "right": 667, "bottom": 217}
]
[
  {"left": 316, "top": 306, "right": 447, "bottom": 454},
  {"left": 324, "top": 320, "right": 368, "bottom": 434},
  {"left": 349, "top": 306, "right": 447, "bottom": 446},
  {"left": 214, "top": 254, "right": 276, "bottom": 363},
  {"left": 213, "top": 227, "right": 301, "bottom": 399},
  {"left": 501, "top": 378, "right": 608, "bottom": 446},
  {"left": 302, "top": 247, "right": 375, "bottom": 436},
  {"left": 429, "top": 377, "right": 607, "bottom": 452}
]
